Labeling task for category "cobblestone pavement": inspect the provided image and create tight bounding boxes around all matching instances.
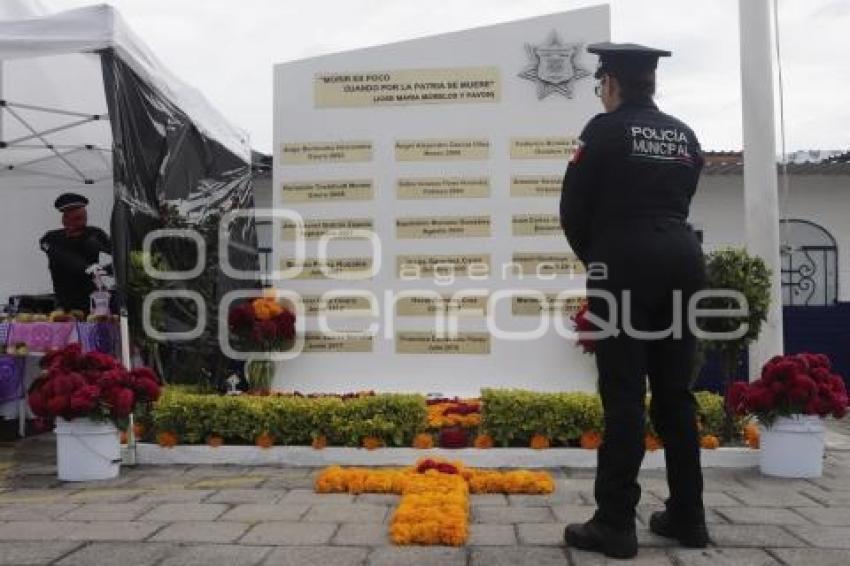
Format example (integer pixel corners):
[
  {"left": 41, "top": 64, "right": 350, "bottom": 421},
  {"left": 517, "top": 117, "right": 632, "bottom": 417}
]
[{"left": 0, "top": 434, "right": 849, "bottom": 565}]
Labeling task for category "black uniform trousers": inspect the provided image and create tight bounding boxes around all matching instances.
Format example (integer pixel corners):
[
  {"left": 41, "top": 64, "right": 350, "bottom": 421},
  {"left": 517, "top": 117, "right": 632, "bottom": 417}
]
[{"left": 586, "top": 217, "right": 706, "bottom": 530}]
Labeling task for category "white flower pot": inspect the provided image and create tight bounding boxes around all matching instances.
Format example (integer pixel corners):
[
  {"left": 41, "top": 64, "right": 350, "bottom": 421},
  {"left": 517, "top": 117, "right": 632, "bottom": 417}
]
[
  {"left": 55, "top": 417, "right": 121, "bottom": 481},
  {"left": 759, "top": 415, "right": 825, "bottom": 478}
]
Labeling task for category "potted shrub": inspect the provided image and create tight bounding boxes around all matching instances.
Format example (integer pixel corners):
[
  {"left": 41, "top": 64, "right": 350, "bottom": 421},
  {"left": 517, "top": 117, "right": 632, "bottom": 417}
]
[
  {"left": 27, "top": 345, "right": 161, "bottom": 481},
  {"left": 727, "top": 352, "right": 848, "bottom": 478},
  {"left": 699, "top": 248, "right": 772, "bottom": 440}
]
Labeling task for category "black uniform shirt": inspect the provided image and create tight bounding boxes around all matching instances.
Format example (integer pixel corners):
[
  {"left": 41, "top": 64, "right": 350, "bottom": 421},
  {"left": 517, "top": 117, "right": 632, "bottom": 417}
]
[
  {"left": 39, "top": 227, "right": 111, "bottom": 311},
  {"left": 560, "top": 98, "right": 704, "bottom": 264}
]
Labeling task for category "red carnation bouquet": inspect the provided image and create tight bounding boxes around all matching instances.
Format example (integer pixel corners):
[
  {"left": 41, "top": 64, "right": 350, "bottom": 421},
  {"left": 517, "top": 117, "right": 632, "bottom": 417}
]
[
  {"left": 571, "top": 302, "right": 597, "bottom": 354},
  {"left": 727, "top": 352, "right": 848, "bottom": 426},
  {"left": 228, "top": 296, "right": 296, "bottom": 352},
  {"left": 27, "top": 344, "right": 161, "bottom": 424}
]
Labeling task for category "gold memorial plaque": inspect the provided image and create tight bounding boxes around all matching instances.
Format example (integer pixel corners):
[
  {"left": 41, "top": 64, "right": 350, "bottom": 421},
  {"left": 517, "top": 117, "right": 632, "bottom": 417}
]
[
  {"left": 395, "top": 294, "right": 488, "bottom": 316},
  {"left": 512, "top": 214, "right": 562, "bottom": 236},
  {"left": 395, "top": 138, "right": 489, "bottom": 161},
  {"left": 315, "top": 67, "right": 500, "bottom": 108},
  {"left": 300, "top": 295, "right": 374, "bottom": 316},
  {"left": 511, "top": 252, "right": 585, "bottom": 275},
  {"left": 280, "top": 257, "right": 373, "bottom": 279},
  {"left": 281, "top": 141, "right": 372, "bottom": 164},
  {"left": 510, "top": 137, "right": 579, "bottom": 160},
  {"left": 397, "top": 177, "right": 490, "bottom": 199},
  {"left": 281, "top": 218, "right": 374, "bottom": 240},
  {"left": 281, "top": 180, "right": 373, "bottom": 202},
  {"left": 396, "top": 254, "right": 490, "bottom": 278},
  {"left": 510, "top": 175, "right": 562, "bottom": 197},
  {"left": 303, "top": 332, "right": 373, "bottom": 353},
  {"left": 512, "top": 294, "right": 586, "bottom": 316},
  {"left": 396, "top": 332, "right": 491, "bottom": 354},
  {"left": 397, "top": 215, "right": 490, "bottom": 239}
]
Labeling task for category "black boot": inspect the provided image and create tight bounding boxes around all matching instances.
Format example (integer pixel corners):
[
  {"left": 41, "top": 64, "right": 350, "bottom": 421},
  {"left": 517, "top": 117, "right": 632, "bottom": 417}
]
[
  {"left": 564, "top": 519, "right": 638, "bottom": 559},
  {"left": 649, "top": 510, "right": 709, "bottom": 547}
]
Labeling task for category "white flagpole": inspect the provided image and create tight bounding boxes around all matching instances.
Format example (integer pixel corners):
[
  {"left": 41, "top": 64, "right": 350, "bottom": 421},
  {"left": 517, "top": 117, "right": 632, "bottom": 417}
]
[{"left": 738, "top": 0, "right": 784, "bottom": 379}]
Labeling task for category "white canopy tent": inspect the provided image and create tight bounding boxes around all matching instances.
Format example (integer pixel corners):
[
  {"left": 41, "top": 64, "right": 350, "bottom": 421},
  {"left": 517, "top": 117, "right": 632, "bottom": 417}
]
[{"left": 0, "top": 1, "right": 251, "bottom": 304}]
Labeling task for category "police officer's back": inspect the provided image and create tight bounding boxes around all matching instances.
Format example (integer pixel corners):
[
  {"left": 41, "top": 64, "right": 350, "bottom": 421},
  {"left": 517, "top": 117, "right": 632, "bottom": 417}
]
[{"left": 560, "top": 43, "right": 708, "bottom": 559}]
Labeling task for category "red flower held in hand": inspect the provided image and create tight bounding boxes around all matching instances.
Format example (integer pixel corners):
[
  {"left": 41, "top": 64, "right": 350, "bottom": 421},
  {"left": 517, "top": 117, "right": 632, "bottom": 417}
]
[{"left": 572, "top": 302, "right": 597, "bottom": 354}]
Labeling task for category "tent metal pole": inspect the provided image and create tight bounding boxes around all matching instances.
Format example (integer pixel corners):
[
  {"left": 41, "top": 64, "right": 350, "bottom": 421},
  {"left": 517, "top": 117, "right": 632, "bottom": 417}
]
[
  {"left": 2, "top": 100, "right": 106, "bottom": 120},
  {"left": 4, "top": 106, "right": 88, "bottom": 181},
  {"left": 3, "top": 116, "right": 100, "bottom": 146}
]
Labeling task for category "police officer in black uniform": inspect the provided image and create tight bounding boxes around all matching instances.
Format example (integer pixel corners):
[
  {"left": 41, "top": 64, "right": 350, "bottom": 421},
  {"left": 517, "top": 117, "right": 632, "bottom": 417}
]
[
  {"left": 39, "top": 193, "right": 112, "bottom": 312},
  {"left": 560, "top": 43, "right": 708, "bottom": 559}
]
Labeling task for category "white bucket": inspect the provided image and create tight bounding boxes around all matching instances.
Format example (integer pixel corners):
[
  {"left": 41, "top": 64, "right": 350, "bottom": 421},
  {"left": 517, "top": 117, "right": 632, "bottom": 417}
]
[
  {"left": 55, "top": 417, "right": 121, "bottom": 481},
  {"left": 759, "top": 415, "right": 825, "bottom": 478}
]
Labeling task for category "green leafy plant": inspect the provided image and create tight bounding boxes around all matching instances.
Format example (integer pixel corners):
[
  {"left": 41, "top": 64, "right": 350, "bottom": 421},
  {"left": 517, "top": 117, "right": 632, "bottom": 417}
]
[
  {"left": 150, "top": 387, "right": 726, "bottom": 448},
  {"left": 151, "top": 388, "right": 426, "bottom": 447},
  {"left": 481, "top": 389, "right": 724, "bottom": 447},
  {"left": 698, "top": 248, "right": 772, "bottom": 439}
]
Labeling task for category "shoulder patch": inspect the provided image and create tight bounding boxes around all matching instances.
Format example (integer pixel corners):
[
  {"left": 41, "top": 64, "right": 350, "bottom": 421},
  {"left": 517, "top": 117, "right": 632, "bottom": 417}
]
[{"left": 570, "top": 140, "right": 586, "bottom": 164}]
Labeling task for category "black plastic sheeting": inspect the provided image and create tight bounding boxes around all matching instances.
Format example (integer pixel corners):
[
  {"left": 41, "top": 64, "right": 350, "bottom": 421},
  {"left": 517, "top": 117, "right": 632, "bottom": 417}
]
[{"left": 100, "top": 49, "right": 259, "bottom": 387}]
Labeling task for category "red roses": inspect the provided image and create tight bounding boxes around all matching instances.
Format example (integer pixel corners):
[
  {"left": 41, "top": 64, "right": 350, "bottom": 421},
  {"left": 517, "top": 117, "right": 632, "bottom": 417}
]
[
  {"left": 727, "top": 352, "right": 848, "bottom": 424},
  {"left": 572, "top": 302, "right": 597, "bottom": 354},
  {"left": 28, "top": 345, "right": 161, "bottom": 423}
]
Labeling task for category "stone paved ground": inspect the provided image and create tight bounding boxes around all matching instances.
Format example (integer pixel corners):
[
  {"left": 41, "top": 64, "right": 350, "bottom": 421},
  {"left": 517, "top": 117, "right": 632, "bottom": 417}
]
[{"left": 0, "top": 434, "right": 848, "bottom": 565}]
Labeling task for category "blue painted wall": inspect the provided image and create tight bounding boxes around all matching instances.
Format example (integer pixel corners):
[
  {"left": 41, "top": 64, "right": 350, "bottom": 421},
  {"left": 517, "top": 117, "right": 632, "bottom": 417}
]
[{"left": 695, "top": 303, "right": 850, "bottom": 393}]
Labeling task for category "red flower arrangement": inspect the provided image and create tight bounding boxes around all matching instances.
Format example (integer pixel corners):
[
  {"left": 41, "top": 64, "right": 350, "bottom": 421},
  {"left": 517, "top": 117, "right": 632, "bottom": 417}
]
[
  {"left": 439, "top": 426, "right": 469, "bottom": 448},
  {"left": 228, "top": 296, "right": 296, "bottom": 351},
  {"left": 416, "top": 458, "right": 460, "bottom": 475},
  {"left": 27, "top": 345, "right": 161, "bottom": 424},
  {"left": 571, "top": 302, "right": 596, "bottom": 354},
  {"left": 727, "top": 352, "right": 848, "bottom": 425}
]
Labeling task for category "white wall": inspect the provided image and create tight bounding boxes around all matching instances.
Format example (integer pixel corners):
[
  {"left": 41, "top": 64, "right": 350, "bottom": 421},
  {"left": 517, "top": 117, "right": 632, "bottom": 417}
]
[{"left": 690, "top": 174, "right": 850, "bottom": 301}]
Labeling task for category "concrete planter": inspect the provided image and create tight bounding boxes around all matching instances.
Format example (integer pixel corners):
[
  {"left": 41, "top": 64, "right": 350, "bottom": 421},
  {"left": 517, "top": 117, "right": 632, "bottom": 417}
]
[{"left": 134, "top": 443, "right": 759, "bottom": 469}]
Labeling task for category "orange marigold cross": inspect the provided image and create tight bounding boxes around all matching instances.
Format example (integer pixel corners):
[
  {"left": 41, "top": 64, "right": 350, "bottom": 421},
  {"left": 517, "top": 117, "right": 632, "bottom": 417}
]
[{"left": 314, "top": 458, "right": 555, "bottom": 546}]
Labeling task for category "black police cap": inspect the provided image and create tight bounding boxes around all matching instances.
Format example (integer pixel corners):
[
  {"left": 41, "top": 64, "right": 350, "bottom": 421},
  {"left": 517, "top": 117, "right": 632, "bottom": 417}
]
[
  {"left": 587, "top": 42, "right": 671, "bottom": 79},
  {"left": 54, "top": 192, "right": 89, "bottom": 212}
]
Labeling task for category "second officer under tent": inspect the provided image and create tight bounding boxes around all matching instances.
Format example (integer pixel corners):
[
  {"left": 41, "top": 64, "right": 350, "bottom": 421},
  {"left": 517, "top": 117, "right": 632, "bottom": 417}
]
[{"left": 0, "top": 2, "right": 260, "bottom": 384}]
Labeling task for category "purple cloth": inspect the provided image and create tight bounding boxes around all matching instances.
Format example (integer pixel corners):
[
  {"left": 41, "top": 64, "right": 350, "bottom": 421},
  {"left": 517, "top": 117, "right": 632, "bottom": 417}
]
[
  {"left": 0, "top": 322, "right": 9, "bottom": 347},
  {"left": 76, "top": 322, "right": 119, "bottom": 356},
  {"left": 0, "top": 355, "right": 24, "bottom": 403},
  {"left": 7, "top": 322, "right": 77, "bottom": 352}
]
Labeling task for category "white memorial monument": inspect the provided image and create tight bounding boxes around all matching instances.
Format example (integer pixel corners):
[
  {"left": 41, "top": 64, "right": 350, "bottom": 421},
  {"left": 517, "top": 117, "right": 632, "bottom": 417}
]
[{"left": 271, "top": 7, "right": 610, "bottom": 395}]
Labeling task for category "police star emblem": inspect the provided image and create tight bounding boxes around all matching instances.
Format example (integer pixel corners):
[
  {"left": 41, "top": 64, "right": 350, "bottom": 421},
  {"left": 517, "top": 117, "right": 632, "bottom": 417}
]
[{"left": 519, "top": 32, "right": 590, "bottom": 100}]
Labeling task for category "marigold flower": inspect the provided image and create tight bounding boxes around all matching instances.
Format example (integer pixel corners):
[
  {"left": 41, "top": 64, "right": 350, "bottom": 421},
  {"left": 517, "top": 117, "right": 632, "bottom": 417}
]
[
  {"left": 207, "top": 434, "right": 224, "bottom": 448},
  {"left": 580, "top": 430, "right": 603, "bottom": 449},
  {"left": 156, "top": 431, "right": 179, "bottom": 448},
  {"left": 255, "top": 432, "right": 275, "bottom": 449},
  {"left": 645, "top": 433, "right": 663, "bottom": 451},
  {"left": 700, "top": 435, "right": 720, "bottom": 449},
  {"left": 743, "top": 422, "right": 760, "bottom": 449},
  {"left": 530, "top": 433, "right": 550, "bottom": 450},
  {"left": 473, "top": 434, "right": 494, "bottom": 449},
  {"left": 311, "top": 435, "right": 328, "bottom": 450},
  {"left": 413, "top": 433, "right": 434, "bottom": 449}
]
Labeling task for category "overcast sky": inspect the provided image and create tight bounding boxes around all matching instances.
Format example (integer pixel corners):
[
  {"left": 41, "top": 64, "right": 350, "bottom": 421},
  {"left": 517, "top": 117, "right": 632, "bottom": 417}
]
[{"left": 44, "top": 0, "right": 850, "bottom": 154}]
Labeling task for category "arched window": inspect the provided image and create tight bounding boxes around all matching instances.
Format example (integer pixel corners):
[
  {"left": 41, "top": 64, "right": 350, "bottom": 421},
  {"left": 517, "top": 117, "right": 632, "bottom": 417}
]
[{"left": 780, "top": 219, "right": 838, "bottom": 306}]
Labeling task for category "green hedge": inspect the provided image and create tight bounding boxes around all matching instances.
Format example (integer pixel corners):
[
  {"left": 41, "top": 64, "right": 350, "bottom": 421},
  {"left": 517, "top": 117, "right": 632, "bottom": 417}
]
[
  {"left": 150, "top": 387, "right": 726, "bottom": 447},
  {"left": 481, "top": 389, "right": 725, "bottom": 447},
  {"left": 151, "top": 388, "right": 426, "bottom": 447}
]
